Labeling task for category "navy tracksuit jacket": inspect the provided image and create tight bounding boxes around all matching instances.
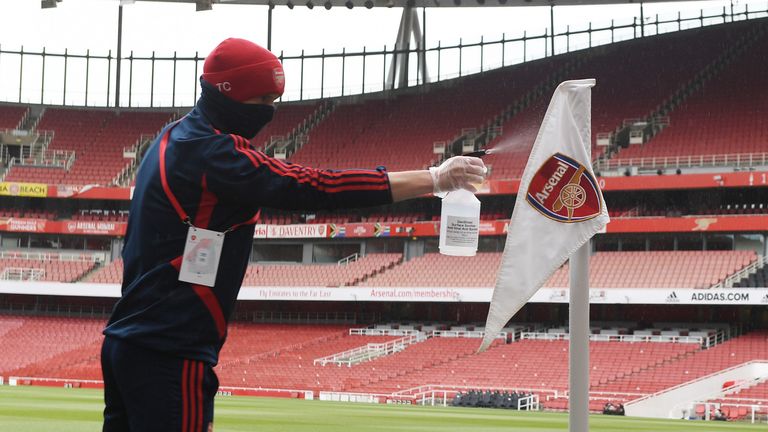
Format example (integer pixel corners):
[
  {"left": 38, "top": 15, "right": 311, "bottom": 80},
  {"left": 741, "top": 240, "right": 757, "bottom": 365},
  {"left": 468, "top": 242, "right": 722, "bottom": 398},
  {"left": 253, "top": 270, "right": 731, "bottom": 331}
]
[{"left": 104, "top": 104, "right": 393, "bottom": 365}]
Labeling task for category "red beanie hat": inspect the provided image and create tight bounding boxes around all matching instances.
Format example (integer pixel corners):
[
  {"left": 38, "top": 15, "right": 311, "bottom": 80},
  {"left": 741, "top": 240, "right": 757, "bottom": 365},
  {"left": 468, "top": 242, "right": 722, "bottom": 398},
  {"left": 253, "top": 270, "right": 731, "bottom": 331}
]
[{"left": 202, "top": 38, "right": 285, "bottom": 102}]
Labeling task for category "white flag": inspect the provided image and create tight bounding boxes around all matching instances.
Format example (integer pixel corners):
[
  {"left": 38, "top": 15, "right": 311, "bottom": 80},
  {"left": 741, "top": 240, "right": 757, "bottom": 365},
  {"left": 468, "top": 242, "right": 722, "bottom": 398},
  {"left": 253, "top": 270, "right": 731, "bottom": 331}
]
[{"left": 479, "top": 79, "right": 609, "bottom": 352}]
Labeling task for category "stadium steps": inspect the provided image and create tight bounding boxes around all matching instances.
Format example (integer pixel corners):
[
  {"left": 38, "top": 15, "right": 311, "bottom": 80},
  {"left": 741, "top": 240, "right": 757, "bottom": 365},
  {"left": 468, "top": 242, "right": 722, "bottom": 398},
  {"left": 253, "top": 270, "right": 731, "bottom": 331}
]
[
  {"left": 344, "top": 338, "right": 489, "bottom": 392},
  {"left": 607, "top": 21, "right": 766, "bottom": 161},
  {"left": 7, "top": 338, "right": 103, "bottom": 380},
  {"left": 459, "top": 53, "right": 587, "bottom": 159},
  {"left": 76, "top": 262, "right": 106, "bottom": 283},
  {"left": 592, "top": 344, "right": 703, "bottom": 390},
  {"left": 264, "top": 100, "right": 336, "bottom": 159},
  {"left": 215, "top": 328, "right": 348, "bottom": 370},
  {"left": 348, "top": 254, "right": 404, "bottom": 286}
]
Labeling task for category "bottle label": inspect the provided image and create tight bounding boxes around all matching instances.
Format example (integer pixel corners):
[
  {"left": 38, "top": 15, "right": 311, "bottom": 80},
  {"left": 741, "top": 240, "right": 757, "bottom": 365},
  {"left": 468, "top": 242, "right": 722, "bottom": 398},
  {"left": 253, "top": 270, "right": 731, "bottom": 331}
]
[{"left": 445, "top": 216, "right": 479, "bottom": 247}]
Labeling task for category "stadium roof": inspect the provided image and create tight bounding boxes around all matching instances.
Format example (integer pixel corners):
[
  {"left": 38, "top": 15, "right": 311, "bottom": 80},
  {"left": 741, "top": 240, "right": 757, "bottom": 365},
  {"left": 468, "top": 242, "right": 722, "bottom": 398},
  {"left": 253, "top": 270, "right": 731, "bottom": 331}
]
[{"left": 132, "top": 0, "right": 702, "bottom": 9}]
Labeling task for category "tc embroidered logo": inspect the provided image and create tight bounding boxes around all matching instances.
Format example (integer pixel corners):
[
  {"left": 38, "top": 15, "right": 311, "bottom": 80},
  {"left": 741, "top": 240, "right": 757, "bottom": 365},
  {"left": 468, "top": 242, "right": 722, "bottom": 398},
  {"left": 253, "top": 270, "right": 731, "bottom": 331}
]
[
  {"left": 215, "top": 82, "right": 232, "bottom": 92},
  {"left": 526, "top": 153, "right": 602, "bottom": 223}
]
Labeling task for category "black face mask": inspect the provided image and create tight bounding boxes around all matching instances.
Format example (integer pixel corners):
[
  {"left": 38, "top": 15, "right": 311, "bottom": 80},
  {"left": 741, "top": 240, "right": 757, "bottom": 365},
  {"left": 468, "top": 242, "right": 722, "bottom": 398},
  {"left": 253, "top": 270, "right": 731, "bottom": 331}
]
[{"left": 196, "top": 79, "right": 276, "bottom": 139}]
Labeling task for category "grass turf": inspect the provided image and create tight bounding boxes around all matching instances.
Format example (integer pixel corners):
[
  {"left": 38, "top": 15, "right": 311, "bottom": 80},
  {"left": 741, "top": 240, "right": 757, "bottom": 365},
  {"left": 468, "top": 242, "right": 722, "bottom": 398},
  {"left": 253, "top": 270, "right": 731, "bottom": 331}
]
[{"left": 0, "top": 386, "right": 765, "bottom": 431}]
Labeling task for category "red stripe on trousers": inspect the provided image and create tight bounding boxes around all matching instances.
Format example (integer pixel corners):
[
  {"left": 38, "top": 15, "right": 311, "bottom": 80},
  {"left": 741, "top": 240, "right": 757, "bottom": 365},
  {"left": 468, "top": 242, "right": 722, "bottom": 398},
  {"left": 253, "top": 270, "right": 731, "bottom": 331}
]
[
  {"left": 196, "top": 361, "right": 204, "bottom": 432},
  {"left": 189, "top": 360, "right": 197, "bottom": 432},
  {"left": 191, "top": 284, "right": 226, "bottom": 339},
  {"left": 182, "top": 360, "right": 189, "bottom": 432}
]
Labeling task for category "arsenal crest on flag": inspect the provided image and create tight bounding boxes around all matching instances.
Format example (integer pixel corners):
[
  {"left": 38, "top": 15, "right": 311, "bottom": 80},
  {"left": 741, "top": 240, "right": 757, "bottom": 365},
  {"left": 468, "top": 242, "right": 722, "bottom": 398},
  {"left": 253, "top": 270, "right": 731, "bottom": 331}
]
[{"left": 479, "top": 79, "right": 609, "bottom": 352}]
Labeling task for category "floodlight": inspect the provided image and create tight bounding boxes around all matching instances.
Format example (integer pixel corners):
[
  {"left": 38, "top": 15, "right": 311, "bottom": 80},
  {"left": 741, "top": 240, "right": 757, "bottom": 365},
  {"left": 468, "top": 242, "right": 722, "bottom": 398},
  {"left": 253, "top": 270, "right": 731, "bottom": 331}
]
[
  {"left": 196, "top": 0, "right": 213, "bottom": 11},
  {"left": 41, "top": 0, "right": 60, "bottom": 8}
]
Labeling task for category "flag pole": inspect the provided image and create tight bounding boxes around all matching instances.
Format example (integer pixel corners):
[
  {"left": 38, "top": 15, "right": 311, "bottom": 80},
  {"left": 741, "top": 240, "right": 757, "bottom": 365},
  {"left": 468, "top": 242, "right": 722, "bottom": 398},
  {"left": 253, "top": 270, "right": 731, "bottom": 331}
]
[{"left": 569, "top": 242, "right": 590, "bottom": 432}]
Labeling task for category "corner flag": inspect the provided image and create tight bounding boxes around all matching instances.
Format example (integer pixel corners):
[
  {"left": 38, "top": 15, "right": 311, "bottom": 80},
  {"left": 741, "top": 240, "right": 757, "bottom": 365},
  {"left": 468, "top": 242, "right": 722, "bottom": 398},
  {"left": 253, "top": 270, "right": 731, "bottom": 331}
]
[{"left": 479, "top": 79, "right": 609, "bottom": 352}]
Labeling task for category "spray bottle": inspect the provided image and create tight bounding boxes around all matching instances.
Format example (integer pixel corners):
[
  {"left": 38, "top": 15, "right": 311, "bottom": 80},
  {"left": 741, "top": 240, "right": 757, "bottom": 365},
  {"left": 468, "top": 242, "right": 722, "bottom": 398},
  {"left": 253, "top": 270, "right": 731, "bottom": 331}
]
[
  {"left": 438, "top": 149, "right": 490, "bottom": 256},
  {"left": 439, "top": 188, "right": 481, "bottom": 256}
]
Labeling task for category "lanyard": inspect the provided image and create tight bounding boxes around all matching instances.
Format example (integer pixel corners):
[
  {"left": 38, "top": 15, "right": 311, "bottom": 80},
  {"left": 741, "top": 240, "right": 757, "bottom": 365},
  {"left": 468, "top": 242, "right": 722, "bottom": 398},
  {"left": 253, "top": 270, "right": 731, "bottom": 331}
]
[{"left": 158, "top": 124, "right": 260, "bottom": 233}]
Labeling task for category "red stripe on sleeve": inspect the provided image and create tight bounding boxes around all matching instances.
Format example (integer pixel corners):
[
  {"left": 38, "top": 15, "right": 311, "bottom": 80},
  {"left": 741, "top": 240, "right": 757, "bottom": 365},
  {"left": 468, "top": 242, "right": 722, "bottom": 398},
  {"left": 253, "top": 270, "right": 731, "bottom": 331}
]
[
  {"left": 193, "top": 174, "right": 218, "bottom": 229},
  {"left": 182, "top": 360, "right": 189, "bottom": 432},
  {"left": 191, "top": 284, "right": 227, "bottom": 339},
  {"left": 170, "top": 255, "right": 183, "bottom": 272}
]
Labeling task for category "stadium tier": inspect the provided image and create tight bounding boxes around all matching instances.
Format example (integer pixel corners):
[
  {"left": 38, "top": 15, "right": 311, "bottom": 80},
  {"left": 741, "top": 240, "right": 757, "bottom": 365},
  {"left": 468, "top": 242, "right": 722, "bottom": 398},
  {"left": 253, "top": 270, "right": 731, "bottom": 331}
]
[
  {"left": 615, "top": 27, "right": 768, "bottom": 161},
  {"left": 4, "top": 109, "right": 172, "bottom": 186},
  {"left": 251, "top": 101, "right": 321, "bottom": 150},
  {"left": 3, "top": 315, "right": 765, "bottom": 416},
  {"left": 0, "top": 316, "right": 104, "bottom": 380},
  {"left": 703, "top": 379, "right": 768, "bottom": 420},
  {"left": 0, "top": 105, "right": 28, "bottom": 130},
  {"left": 0, "top": 256, "right": 96, "bottom": 282},
  {"left": 241, "top": 253, "right": 402, "bottom": 287},
  {"left": 593, "top": 331, "right": 768, "bottom": 397},
  {"left": 361, "top": 251, "right": 756, "bottom": 289},
  {"left": 289, "top": 58, "right": 560, "bottom": 173},
  {"left": 87, "top": 258, "right": 124, "bottom": 284},
  {"left": 78, "top": 250, "right": 756, "bottom": 288},
  {"left": 487, "top": 21, "right": 753, "bottom": 179}
]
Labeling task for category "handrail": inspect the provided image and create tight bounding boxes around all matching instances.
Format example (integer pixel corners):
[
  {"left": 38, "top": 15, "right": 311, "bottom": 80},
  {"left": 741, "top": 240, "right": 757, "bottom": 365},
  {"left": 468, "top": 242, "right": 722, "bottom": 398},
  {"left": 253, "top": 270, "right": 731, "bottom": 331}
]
[
  {"left": 337, "top": 253, "right": 359, "bottom": 266},
  {"left": 520, "top": 332, "right": 704, "bottom": 345},
  {"left": 314, "top": 332, "right": 427, "bottom": 367},
  {"left": 0, "top": 267, "right": 45, "bottom": 281},
  {"left": 626, "top": 360, "right": 768, "bottom": 407},
  {"left": 597, "top": 152, "right": 768, "bottom": 171},
  {"left": 432, "top": 329, "right": 508, "bottom": 340},
  {"left": 0, "top": 250, "right": 101, "bottom": 262},
  {"left": 712, "top": 254, "right": 768, "bottom": 289}
]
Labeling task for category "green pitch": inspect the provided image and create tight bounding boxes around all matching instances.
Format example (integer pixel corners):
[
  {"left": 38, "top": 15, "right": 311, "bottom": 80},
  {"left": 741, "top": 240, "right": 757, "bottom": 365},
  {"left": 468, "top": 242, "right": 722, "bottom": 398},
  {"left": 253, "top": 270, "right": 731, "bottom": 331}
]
[{"left": 0, "top": 386, "right": 765, "bottom": 432}]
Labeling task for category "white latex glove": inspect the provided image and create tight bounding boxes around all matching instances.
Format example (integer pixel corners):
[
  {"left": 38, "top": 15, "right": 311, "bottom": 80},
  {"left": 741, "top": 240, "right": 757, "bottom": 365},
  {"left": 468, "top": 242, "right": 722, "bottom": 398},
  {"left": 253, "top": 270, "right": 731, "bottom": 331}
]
[{"left": 428, "top": 156, "right": 487, "bottom": 195}]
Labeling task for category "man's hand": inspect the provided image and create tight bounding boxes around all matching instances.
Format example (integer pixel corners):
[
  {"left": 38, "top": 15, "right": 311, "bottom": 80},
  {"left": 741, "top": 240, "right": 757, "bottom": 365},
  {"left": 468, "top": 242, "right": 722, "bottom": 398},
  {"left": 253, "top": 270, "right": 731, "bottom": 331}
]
[{"left": 428, "top": 156, "right": 487, "bottom": 194}]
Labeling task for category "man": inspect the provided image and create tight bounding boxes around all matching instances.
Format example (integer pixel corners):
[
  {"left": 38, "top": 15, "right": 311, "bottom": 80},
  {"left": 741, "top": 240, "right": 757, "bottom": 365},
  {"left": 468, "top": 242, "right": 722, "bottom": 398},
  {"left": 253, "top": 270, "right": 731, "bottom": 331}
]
[{"left": 101, "top": 38, "right": 486, "bottom": 432}]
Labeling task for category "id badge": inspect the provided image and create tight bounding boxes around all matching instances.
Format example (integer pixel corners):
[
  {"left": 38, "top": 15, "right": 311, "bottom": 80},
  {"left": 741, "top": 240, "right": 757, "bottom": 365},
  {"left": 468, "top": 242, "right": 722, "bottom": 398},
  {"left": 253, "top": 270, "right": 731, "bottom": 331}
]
[{"left": 179, "top": 226, "right": 224, "bottom": 287}]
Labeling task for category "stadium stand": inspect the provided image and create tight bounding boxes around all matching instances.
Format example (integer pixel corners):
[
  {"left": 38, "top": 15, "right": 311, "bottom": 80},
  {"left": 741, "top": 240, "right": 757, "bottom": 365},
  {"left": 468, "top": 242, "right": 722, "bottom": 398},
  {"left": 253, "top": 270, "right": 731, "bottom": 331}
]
[
  {"left": 593, "top": 330, "right": 768, "bottom": 396},
  {"left": 4, "top": 109, "right": 171, "bottom": 186},
  {"left": 614, "top": 27, "right": 768, "bottom": 161},
  {"left": 0, "top": 208, "right": 56, "bottom": 220},
  {"left": 709, "top": 379, "right": 768, "bottom": 420},
  {"left": 0, "top": 105, "right": 28, "bottom": 130},
  {"left": 251, "top": 102, "right": 321, "bottom": 150},
  {"left": 0, "top": 256, "right": 96, "bottom": 282},
  {"left": 0, "top": 316, "right": 104, "bottom": 379},
  {"left": 0, "top": 314, "right": 764, "bottom": 416},
  {"left": 486, "top": 21, "right": 753, "bottom": 178},
  {"left": 733, "top": 264, "right": 768, "bottom": 288},
  {"left": 241, "top": 253, "right": 402, "bottom": 287},
  {"left": 289, "top": 58, "right": 561, "bottom": 173},
  {"left": 362, "top": 251, "right": 756, "bottom": 289},
  {"left": 87, "top": 258, "right": 124, "bottom": 284},
  {"left": 545, "top": 250, "right": 757, "bottom": 289}
]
